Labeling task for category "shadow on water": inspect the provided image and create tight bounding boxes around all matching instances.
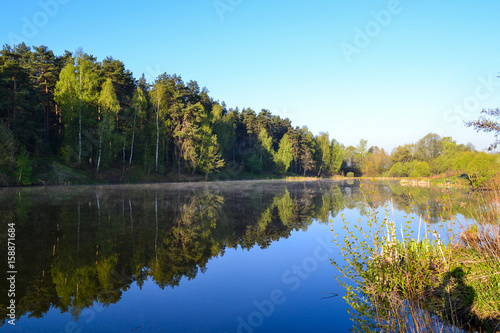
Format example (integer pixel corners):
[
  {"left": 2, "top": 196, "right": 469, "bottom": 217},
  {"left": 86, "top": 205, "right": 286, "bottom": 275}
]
[{"left": 0, "top": 180, "right": 475, "bottom": 327}]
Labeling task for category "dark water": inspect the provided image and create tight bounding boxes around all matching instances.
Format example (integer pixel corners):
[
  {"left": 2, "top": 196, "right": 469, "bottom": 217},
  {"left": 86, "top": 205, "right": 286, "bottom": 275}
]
[{"left": 0, "top": 180, "right": 472, "bottom": 332}]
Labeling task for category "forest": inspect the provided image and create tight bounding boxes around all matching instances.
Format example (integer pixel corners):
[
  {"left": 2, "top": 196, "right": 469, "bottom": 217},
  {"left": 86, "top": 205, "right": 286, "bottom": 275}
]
[{"left": 0, "top": 43, "right": 498, "bottom": 187}]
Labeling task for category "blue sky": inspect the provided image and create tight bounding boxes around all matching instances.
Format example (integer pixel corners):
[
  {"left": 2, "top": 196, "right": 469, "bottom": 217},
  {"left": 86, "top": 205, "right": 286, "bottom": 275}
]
[{"left": 2, "top": 0, "right": 500, "bottom": 151}]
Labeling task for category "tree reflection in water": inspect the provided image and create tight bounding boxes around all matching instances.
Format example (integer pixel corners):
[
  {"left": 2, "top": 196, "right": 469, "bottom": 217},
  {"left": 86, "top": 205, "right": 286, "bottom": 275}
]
[{"left": 0, "top": 180, "right": 473, "bottom": 325}]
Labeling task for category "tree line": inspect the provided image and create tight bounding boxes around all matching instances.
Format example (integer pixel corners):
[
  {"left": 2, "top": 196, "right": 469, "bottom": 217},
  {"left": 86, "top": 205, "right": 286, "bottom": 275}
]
[
  {"left": 0, "top": 43, "right": 346, "bottom": 184},
  {"left": 348, "top": 133, "right": 499, "bottom": 188},
  {"left": 0, "top": 43, "right": 498, "bottom": 187}
]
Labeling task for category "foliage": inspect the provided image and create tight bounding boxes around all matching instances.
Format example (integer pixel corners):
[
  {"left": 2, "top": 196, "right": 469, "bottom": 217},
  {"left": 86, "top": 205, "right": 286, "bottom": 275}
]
[
  {"left": 388, "top": 162, "right": 408, "bottom": 177},
  {"left": 274, "top": 133, "right": 293, "bottom": 174},
  {"left": 465, "top": 152, "right": 500, "bottom": 188},
  {"left": 408, "top": 161, "right": 431, "bottom": 178},
  {"left": 0, "top": 122, "right": 33, "bottom": 185},
  {"left": 2, "top": 43, "right": 500, "bottom": 186},
  {"left": 0, "top": 122, "right": 17, "bottom": 170},
  {"left": 331, "top": 182, "right": 500, "bottom": 332}
]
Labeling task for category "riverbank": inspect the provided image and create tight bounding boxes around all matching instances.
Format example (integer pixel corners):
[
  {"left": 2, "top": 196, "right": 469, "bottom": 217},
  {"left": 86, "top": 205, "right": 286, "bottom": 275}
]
[
  {"left": 332, "top": 184, "right": 500, "bottom": 332},
  {"left": 0, "top": 158, "right": 477, "bottom": 190}
]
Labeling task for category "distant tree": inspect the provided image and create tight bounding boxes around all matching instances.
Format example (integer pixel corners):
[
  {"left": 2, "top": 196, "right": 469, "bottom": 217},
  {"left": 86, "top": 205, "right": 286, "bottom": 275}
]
[
  {"left": 356, "top": 139, "right": 368, "bottom": 169},
  {"left": 391, "top": 144, "right": 414, "bottom": 164},
  {"left": 362, "top": 146, "right": 390, "bottom": 176},
  {"left": 414, "top": 133, "right": 442, "bottom": 161}
]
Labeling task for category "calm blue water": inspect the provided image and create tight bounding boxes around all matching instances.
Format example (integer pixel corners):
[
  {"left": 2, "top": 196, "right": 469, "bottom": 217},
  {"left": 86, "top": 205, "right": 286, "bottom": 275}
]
[{"left": 0, "top": 180, "right": 470, "bottom": 332}]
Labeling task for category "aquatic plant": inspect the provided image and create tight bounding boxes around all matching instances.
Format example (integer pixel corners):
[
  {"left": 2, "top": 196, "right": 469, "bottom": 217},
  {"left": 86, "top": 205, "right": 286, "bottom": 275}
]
[{"left": 331, "top": 181, "right": 500, "bottom": 332}]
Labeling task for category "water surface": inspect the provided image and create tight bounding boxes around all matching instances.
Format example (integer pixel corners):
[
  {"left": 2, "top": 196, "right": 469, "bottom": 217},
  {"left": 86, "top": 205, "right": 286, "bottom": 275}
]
[{"left": 0, "top": 180, "right": 472, "bottom": 332}]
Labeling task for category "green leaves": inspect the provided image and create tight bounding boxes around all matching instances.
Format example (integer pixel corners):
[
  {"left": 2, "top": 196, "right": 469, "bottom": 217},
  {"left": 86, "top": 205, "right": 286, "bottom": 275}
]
[{"left": 274, "top": 133, "right": 293, "bottom": 174}]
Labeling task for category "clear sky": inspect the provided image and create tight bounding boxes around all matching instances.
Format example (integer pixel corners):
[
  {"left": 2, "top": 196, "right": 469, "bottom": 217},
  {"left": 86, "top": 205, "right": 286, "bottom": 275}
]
[{"left": 2, "top": 0, "right": 500, "bottom": 152}]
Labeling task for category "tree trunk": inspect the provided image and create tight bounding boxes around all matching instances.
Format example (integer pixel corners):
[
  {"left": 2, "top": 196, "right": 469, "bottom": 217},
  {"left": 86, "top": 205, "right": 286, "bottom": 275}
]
[
  {"left": 44, "top": 79, "right": 50, "bottom": 142},
  {"left": 155, "top": 99, "right": 160, "bottom": 172},
  {"left": 78, "top": 107, "right": 82, "bottom": 167},
  {"left": 123, "top": 128, "right": 127, "bottom": 166},
  {"left": 78, "top": 68, "right": 83, "bottom": 168},
  {"left": 177, "top": 145, "right": 182, "bottom": 175},
  {"left": 96, "top": 134, "right": 102, "bottom": 173},
  {"left": 129, "top": 110, "right": 136, "bottom": 166},
  {"left": 11, "top": 76, "right": 17, "bottom": 130}
]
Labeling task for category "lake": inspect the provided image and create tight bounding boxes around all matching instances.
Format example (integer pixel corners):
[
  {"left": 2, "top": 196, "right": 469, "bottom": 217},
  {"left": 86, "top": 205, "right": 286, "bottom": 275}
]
[{"left": 0, "top": 180, "right": 473, "bottom": 332}]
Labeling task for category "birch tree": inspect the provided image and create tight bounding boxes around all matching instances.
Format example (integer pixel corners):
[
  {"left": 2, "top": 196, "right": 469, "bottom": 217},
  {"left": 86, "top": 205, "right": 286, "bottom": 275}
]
[
  {"left": 149, "top": 80, "right": 166, "bottom": 172},
  {"left": 97, "top": 78, "right": 120, "bottom": 173}
]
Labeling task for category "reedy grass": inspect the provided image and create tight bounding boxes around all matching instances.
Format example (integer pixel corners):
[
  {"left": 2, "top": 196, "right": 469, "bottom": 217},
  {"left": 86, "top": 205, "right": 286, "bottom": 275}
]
[{"left": 331, "top": 181, "right": 500, "bottom": 332}]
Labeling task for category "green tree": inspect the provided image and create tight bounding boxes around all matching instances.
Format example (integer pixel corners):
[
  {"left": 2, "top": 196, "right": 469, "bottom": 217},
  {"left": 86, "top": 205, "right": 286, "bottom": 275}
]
[
  {"left": 414, "top": 133, "right": 442, "bottom": 162},
  {"left": 466, "top": 152, "right": 500, "bottom": 188},
  {"left": 409, "top": 161, "right": 431, "bottom": 178},
  {"left": 274, "top": 133, "right": 293, "bottom": 174},
  {"left": 0, "top": 122, "right": 17, "bottom": 169},
  {"left": 129, "top": 87, "right": 147, "bottom": 166},
  {"left": 330, "top": 139, "right": 344, "bottom": 175},
  {"left": 212, "top": 104, "right": 236, "bottom": 165},
  {"left": 257, "top": 128, "right": 275, "bottom": 171},
  {"left": 356, "top": 139, "right": 368, "bottom": 170},
  {"left": 149, "top": 79, "right": 167, "bottom": 172},
  {"left": 300, "top": 128, "right": 316, "bottom": 176},
  {"left": 316, "top": 132, "right": 332, "bottom": 176},
  {"left": 362, "top": 146, "right": 390, "bottom": 176},
  {"left": 96, "top": 78, "right": 120, "bottom": 173},
  {"left": 388, "top": 162, "right": 408, "bottom": 177},
  {"left": 32, "top": 45, "right": 58, "bottom": 148},
  {"left": 391, "top": 144, "right": 414, "bottom": 164},
  {"left": 54, "top": 61, "right": 79, "bottom": 164}
]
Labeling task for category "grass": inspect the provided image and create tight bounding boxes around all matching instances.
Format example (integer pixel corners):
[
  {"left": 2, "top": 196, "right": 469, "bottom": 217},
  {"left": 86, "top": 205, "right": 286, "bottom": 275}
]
[{"left": 331, "top": 181, "right": 500, "bottom": 332}]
